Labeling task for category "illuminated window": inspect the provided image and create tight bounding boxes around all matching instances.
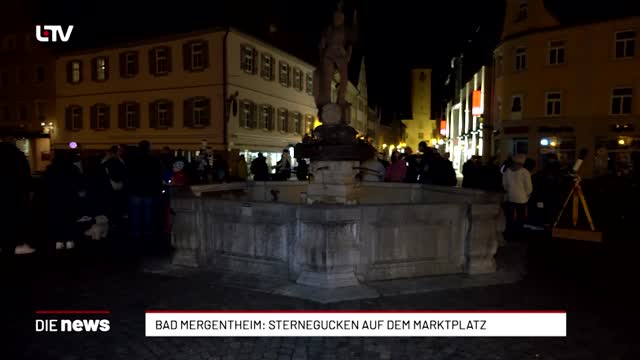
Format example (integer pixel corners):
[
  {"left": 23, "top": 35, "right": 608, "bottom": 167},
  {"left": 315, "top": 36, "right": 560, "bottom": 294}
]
[
  {"left": 261, "top": 53, "right": 274, "bottom": 80},
  {"left": 279, "top": 61, "right": 290, "bottom": 87},
  {"left": 418, "top": 132, "right": 424, "bottom": 139},
  {"left": 278, "top": 108, "right": 288, "bottom": 132},
  {"left": 240, "top": 100, "right": 257, "bottom": 129},
  {"left": 611, "top": 88, "right": 632, "bottom": 115},
  {"left": 34, "top": 65, "right": 45, "bottom": 83},
  {"left": 615, "top": 31, "right": 636, "bottom": 59},
  {"left": 515, "top": 47, "right": 527, "bottom": 71},
  {"left": 548, "top": 41, "right": 565, "bottom": 65},
  {"left": 293, "top": 67, "right": 303, "bottom": 91},
  {"left": 261, "top": 104, "right": 274, "bottom": 131},
  {"left": 93, "top": 57, "right": 108, "bottom": 81},
  {"left": 305, "top": 73, "right": 313, "bottom": 95},
  {"left": 545, "top": 92, "right": 562, "bottom": 117},
  {"left": 304, "top": 114, "right": 314, "bottom": 134},
  {"left": 241, "top": 45, "right": 256, "bottom": 74}
]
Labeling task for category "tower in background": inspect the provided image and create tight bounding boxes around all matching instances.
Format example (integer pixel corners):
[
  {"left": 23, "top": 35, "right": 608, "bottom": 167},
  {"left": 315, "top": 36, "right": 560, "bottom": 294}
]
[{"left": 402, "top": 69, "right": 436, "bottom": 152}]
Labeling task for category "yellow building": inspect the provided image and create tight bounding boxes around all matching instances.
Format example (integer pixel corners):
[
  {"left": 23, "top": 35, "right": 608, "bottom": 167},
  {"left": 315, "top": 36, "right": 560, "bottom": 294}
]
[
  {"left": 402, "top": 69, "right": 436, "bottom": 152},
  {"left": 493, "top": 0, "right": 640, "bottom": 177}
]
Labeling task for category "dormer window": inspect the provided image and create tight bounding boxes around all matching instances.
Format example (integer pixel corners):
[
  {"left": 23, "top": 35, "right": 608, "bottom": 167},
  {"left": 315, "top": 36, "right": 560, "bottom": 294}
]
[{"left": 516, "top": 0, "right": 528, "bottom": 22}]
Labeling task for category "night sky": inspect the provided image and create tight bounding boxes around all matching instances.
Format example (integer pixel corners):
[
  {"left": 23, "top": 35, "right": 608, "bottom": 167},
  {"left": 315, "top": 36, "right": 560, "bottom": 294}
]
[{"left": 23, "top": 0, "right": 640, "bottom": 121}]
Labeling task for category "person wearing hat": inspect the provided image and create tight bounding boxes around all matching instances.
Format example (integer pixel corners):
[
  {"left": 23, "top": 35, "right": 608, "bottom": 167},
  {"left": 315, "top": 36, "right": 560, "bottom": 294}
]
[{"left": 502, "top": 154, "right": 533, "bottom": 240}]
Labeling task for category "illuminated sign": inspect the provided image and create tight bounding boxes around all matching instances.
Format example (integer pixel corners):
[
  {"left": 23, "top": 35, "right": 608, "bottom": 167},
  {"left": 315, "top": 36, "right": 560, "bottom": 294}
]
[
  {"left": 440, "top": 120, "right": 447, "bottom": 136},
  {"left": 472, "top": 90, "right": 482, "bottom": 116}
]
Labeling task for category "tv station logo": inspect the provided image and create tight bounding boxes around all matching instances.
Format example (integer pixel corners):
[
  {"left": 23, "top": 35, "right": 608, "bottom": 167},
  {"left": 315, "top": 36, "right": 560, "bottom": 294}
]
[
  {"left": 35, "top": 310, "right": 110, "bottom": 333},
  {"left": 35, "top": 25, "right": 74, "bottom": 43}
]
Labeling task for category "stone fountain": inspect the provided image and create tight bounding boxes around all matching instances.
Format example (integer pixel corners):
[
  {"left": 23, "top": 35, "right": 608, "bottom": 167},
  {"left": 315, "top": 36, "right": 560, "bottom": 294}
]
[{"left": 165, "top": 2, "right": 508, "bottom": 303}]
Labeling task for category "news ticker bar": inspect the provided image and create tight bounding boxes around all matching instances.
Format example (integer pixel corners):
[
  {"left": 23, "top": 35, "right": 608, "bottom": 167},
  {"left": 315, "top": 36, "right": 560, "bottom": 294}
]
[{"left": 145, "top": 311, "right": 567, "bottom": 337}]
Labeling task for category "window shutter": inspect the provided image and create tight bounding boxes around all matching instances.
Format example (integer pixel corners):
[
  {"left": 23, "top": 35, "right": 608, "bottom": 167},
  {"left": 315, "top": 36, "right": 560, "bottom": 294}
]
[
  {"left": 183, "top": 43, "right": 191, "bottom": 70},
  {"left": 202, "top": 41, "right": 209, "bottom": 69},
  {"left": 118, "top": 103, "right": 126, "bottom": 129},
  {"left": 90, "top": 105, "right": 97, "bottom": 129},
  {"left": 76, "top": 107, "right": 83, "bottom": 129},
  {"left": 203, "top": 98, "right": 211, "bottom": 127},
  {"left": 66, "top": 62, "right": 73, "bottom": 83},
  {"left": 252, "top": 49, "right": 258, "bottom": 74},
  {"left": 167, "top": 101, "right": 174, "bottom": 127},
  {"left": 103, "top": 105, "right": 110, "bottom": 129},
  {"left": 251, "top": 102, "right": 258, "bottom": 128},
  {"left": 184, "top": 99, "right": 193, "bottom": 128},
  {"left": 148, "top": 49, "right": 156, "bottom": 75},
  {"left": 165, "top": 47, "right": 172, "bottom": 73},
  {"left": 133, "top": 103, "right": 141, "bottom": 128},
  {"left": 65, "top": 107, "right": 72, "bottom": 130},
  {"left": 91, "top": 58, "right": 97, "bottom": 81},
  {"left": 149, "top": 102, "right": 158, "bottom": 129},
  {"left": 119, "top": 53, "right": 126, "bottom": 77},
  {"left": 103, "top": 57, "right": 110, "bottom": 81},
  {"left": 131, "top": 52, "right": 139, "bottom": 76}
]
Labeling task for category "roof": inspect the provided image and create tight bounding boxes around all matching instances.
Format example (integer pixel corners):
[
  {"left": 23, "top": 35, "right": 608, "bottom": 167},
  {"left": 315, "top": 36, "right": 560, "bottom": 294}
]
[{"left": 54, "top": 26, "right": 316, "bottom": 69}]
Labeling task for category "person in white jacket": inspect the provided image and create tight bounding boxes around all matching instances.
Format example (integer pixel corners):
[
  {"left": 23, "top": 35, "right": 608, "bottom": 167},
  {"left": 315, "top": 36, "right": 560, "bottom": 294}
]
[{"left": 502, "top": 154, "right": 532, "bottom": 239}]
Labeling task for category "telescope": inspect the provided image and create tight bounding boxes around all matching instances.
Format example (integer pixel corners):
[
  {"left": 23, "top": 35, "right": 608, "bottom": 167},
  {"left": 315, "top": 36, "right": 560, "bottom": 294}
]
[{"left": 553, "top": 148, "right": 602, "bottom": 242}]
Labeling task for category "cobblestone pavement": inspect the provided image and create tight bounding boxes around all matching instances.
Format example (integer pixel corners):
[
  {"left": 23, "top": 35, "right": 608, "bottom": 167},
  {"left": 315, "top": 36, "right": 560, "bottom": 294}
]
[{"left": 1, "top": 237, "right": 638, "bottom": 360}]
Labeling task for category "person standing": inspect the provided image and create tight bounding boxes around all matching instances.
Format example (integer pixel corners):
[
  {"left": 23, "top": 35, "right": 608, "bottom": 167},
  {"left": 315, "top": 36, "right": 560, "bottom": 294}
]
[
  {"left": 234, "top": 155, "right": 249, "bottom": 181},
  {"left": 0, "top": 141, "right": 36, "bottom": 255},
  {"left": 462, "top": 155, "right": 482, "bottom": 189},
  {"left": 502, "top": 154, "right": 533, "bottom": 240},
  {"left": 274, "top": 149, "right": 292, "bottom": 181},
  {"left": 251, "top": 153, "right": 270, "bottom": 181},
  {"left": 43, "top": 151, "right": 85, "bottom": 251},
  {"left": 127, "top": 140, "right": 163, "bottom": 244},
  {"left": 385, "top": 151, "right": 407, "bottom": 182}
]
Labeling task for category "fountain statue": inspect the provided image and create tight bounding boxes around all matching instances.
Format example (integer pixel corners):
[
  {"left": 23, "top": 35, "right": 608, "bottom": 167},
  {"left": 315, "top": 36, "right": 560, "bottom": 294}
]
[{"left": 295, "top": 0, "right": 375, "bottom": 204}]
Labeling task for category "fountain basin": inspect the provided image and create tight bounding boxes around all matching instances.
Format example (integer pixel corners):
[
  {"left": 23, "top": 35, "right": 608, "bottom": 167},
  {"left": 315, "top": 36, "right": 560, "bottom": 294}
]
[{"left": 171, "top": 181, "right": 504, "bottom": 294}]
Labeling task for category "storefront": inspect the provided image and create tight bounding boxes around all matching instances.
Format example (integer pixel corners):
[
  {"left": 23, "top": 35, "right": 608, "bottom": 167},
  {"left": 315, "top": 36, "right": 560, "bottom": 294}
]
[{"left": 594, "top": 136, "right": 640, "bottom": 177}]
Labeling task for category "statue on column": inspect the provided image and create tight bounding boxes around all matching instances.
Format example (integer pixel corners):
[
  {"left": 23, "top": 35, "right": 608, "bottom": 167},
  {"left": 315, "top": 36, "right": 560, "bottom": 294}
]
[{"left": 314, "top": 0, "right": 358, "bottom": 125}]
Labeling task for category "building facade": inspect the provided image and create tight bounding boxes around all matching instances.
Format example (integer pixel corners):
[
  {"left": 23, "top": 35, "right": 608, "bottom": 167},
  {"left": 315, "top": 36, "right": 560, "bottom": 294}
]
[
  {"left": 493, "top": 0, "right": 640, "bottom": 177},
  {"left": 444, "top": 65, "right": 492, "bottom": 173},
  {"left": 53, "top": 28, "right": 375, "bottom": 171},
  {"left": 1, "top": 24, "right": 56, "bottom": 172}
]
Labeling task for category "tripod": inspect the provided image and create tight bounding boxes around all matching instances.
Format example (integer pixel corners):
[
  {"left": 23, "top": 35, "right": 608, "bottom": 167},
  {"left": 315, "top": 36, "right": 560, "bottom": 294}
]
[{"left": 552, "top": 174, "right": 602, "bottom": 243}]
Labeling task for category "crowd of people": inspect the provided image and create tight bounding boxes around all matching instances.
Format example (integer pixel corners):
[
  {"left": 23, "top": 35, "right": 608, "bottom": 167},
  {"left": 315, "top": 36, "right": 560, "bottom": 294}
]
[
  {"left": 0, "top": 140, "right": 202, "bottom": 256},
  {"left": 0, "top": 135, "right": 595, "bottom": 256}
]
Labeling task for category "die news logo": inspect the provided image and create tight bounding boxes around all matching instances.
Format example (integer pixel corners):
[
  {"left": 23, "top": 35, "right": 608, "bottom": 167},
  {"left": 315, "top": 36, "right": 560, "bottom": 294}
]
[{"left": 35, "top": 25, "right": 74, "bottom": 43}]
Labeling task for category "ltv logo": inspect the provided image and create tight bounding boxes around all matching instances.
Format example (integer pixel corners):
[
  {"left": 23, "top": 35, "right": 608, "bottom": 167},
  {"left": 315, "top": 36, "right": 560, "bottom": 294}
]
[{"left": 35, "top": 25, "right": 74, "bottom": 43}]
